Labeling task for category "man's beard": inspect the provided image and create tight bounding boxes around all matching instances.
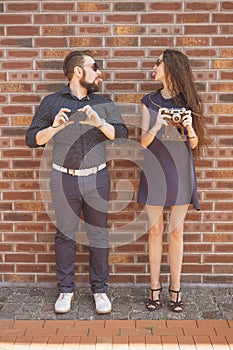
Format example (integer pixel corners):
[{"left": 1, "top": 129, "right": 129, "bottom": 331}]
[{"left": 80, "top": 76, "right": 100, "bottom": 93}]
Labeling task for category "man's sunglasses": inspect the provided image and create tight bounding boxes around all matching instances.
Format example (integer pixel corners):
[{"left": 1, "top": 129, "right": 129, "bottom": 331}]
[
  {"left": 82, "top": 62, "right": 100, "bottom": 72},
  {"left": 155, "top": 58, "right": 163, "bottom": 67}
]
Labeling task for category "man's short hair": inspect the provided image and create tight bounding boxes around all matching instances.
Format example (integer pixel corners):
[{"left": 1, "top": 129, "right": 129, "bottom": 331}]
[{"left": 63, "top": 50, "right": 94, "bottom": 81}]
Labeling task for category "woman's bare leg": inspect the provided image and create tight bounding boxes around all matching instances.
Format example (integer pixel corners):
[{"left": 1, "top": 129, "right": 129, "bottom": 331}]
[
  {"left": 146, "top": 205, "right": 164, "bottom": 303},
  {"left": 168, "top": 204, "right": 189, "bottom": 309}
]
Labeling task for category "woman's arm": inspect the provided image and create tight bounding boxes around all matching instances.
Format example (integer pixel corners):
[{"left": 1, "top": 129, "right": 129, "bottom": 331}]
[
  {"left": 140, "top": 105, "right": 167, "bottom": 148},
  {"left": 182, "top": 111, "right": 199, "bottom": 149},
  {"left": 187, "top": 128, "right": 199, "bottom": 149}
]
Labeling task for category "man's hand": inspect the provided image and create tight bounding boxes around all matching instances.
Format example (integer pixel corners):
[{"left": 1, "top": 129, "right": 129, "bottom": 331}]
[
  {"left": 52, "top": 108, "right": 74, "bottom": 130},
  {"left": 78, "top": 105, "right": 102, "bottom": 128}
]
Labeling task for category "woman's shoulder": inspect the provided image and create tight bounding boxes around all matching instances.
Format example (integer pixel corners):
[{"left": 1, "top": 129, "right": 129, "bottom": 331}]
[{"left": 141, "top": 90, "right": 161, "bottom": 106}]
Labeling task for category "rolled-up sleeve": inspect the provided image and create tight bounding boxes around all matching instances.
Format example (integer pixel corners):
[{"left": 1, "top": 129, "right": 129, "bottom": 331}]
[
  {"left": 105, "top": 102, "right": 128, "bottom": 140},
  {"left": 25, "top": 96, "right": 53, "bottom": 148},
  {"left": 112, "top": 123, "right": 128, "bottom": 140}
]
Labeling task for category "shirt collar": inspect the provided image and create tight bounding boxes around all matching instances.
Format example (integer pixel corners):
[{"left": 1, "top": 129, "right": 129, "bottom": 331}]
[{"left": 62, "top": 85, "right": 91, "bottom": 101}]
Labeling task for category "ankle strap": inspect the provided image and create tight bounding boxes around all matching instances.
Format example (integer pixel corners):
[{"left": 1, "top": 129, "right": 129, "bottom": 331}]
[
  {"left": 169, "top": 287, "right": 181, "bottom": 303},
  {"left": 150, "top": 285, "right": 162, "bottom": 292},
  {"left": 169, "top": 288, "right": 180, "bottom": 294}
]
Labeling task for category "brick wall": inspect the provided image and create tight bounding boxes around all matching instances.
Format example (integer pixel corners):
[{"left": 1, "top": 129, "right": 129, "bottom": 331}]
[{"left": 0, "top": 1, "right": 232, "bottom": 286}]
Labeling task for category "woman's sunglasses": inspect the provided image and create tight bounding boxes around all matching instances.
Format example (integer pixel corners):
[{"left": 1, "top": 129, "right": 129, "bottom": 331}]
[{"left": 155, "top": 59, "right": 163, "bottom": 67}]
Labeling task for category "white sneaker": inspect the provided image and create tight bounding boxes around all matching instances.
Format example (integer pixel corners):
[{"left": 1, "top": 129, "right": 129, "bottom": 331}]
[
  {"left": 54, "top": 292, "right": 74, "bottom": 314},
  {"left": 93, "top": 293, "right": 112, "bottom": 314}
]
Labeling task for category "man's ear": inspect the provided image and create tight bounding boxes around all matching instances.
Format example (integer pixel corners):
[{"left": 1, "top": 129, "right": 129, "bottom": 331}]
[{"left": 74, "top": 66, "right": 83, "bottom": 77}]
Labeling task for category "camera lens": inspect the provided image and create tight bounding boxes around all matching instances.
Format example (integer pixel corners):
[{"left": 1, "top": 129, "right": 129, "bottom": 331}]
[{"left": 172, "top": 114, "right": 181, "bottom": 123}]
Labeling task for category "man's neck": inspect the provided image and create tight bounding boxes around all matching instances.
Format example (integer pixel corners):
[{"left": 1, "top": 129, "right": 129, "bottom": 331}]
[{"left": 69, "top": 82, "right": 88, "bottom": 100}]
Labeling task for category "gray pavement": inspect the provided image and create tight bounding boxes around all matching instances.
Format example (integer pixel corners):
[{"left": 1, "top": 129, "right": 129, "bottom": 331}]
[{"left": 0, "top": 285, "right": 232, "bottom": 321}]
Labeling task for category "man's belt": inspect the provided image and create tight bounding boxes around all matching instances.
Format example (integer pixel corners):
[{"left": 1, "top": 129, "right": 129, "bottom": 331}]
[{"left": 52, "top": 162, "right": 106, "bottom": 177}]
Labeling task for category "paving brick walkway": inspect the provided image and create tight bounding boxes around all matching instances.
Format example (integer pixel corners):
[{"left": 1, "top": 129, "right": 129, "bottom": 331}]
[
  {"left": 0, "top": 319, "right": 232, "bottom": 349},
  {"left": 0, "top": 286, "right": 232, "bottom": 349}
]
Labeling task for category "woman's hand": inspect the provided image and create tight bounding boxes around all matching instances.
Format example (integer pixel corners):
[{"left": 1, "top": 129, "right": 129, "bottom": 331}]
[
  {"left": 154, "top": 108, "right": 168, "bottom": 130},
  {"left": 182, "top": 110, "right": 198, "bottom": 149},
  {"left": 181, "top": 110, "right": 193, "bottom": 130}
]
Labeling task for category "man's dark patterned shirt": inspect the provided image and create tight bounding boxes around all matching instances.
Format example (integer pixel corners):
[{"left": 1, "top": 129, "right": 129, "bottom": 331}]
[{"left": 25, "top": 85, "right": 128, "bottom": 169}]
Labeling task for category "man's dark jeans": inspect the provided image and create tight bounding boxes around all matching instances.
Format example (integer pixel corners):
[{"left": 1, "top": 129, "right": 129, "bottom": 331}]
[{"left": 50, "top": 167, "right": 110, "bottom": 293}]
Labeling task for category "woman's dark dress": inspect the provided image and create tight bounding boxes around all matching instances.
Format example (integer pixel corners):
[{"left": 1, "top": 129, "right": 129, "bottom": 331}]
[{"left": 137, "top": 90, "right": 200, "bottom": 210}]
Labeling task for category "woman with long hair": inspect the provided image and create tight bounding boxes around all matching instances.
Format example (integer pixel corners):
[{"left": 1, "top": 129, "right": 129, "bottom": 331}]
[{"left": 137, "top": 49, "right": 206, "bottom": 312}]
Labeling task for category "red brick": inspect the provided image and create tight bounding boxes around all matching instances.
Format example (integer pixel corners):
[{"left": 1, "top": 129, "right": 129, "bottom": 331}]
[
  {"left": 214, "top": 265, "right": 233, "bottom": 274},
  {"left": 2, "top": 105, "right": 32, "bottom": 114},
  {"left": 0, "top": 37, "right": 32, "bottom": 47},
  {"left": 42, "top": 26, "right": 75, "bottom": 36},
  {"left": 211, "top": 336, "right": 231, "bottom": 349},
  {"left": 153, "top": 328, "right": 184, "bottom": 336},
  {"left": 141, "top": 37, "right": 174, "bottom": 47},
  {"left": 150, "top": 2, "right": 181, "bottom": 11},
  {"left": 79, "top": 336, "right": 96, "bottom": 349},
  {"left": 5, "top": 253, "right": 35, "bottom": 263},
  {"left": 213, "top": 13, "right": 233, "bottom": 23},
  {"left": 177, "top": 336, "right": 196, "bottom": 350},
  {"left": 186, "top": 2, "right": 217, "bottom": 11},
  {"left": 7, "top": 26, "right": 39, "bottom": 36},
  {"left": 177, "top": 13, "right": 210, "bottom": 23},
  {"left": 105, "top": 14, "right": 137, "bottom": 23},
  {"left": 42, "top": 2, "right": 75, "bottom": 11},
  {"left": 15, "top": 223, "right": 46, "bottom": 234},
  {"left": 204, "top": 275, "right": 233, "bottom": 284},
  {"left": 0, "top": 336, "right": 18, "bottom": 350},
  {"left": 63, "top": 337, "right": 80, "bottom": 350},
  {"left": 3, "top": 191, "right": 34, "bottom": 201},
  {"left": 6, "top": 273, "right": 35, "bottom": 283},
  {"left": 220, "top": 25, "right": 233, "bottom": 34},
  {"left": 177, "top": 37, "right": 209, "bottom": 46},
  {"left": 222, "top": 1, "right": 233, "bottom": 10},
  {"left": 78, "top": 2, "right": 110, "bottom": 12},
  {"left": 186, "top": 49, "right": 217, "bottom": 57},
  {"left": 7, "top": 3, "right": 39, "bottom": 12},
  {"left": 185, "top": 25, "right": 217, "bottom": 35},
  {"left": 34, "top": 38, "right": 68, "bottom": 48},
  {"left": 193, "top": 336, "right": 213, "bottom": 350},
  {"left": 113, "top": 50, "right": 145, "bottom": 58},
  {"left": 113, "top": 336, "right": 129, "bottom": 350},
  {"left": 34, "top": 14, "right": 67, "bottom": 24},
  {"left": 0, "top": 14, "right": 31, "bottom": 24},
  {"left": 70, "top": 37, "right": 103, "bottom": 47},
  {"left": 105, "top": 83, "right": 135, "bottom": 91},
  {"left": 141, "top": 13, "right": 174, "bottom": 23},
  {"left": 105, "top": 37, "right": 138, "bottom": 47},
  {"left": 161, "top": 336, "right": 180, "bottom": 350},
  {"left": 213, "top": 36, "right": 232, "bottom": 47}
]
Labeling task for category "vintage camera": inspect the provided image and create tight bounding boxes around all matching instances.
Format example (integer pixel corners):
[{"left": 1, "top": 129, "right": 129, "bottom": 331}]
[
  {"left": 161, "top": 107, "right": 187, "bottom": 124},
  {"left": 161, "top": 107, "right": 188, "bottom": 141}
]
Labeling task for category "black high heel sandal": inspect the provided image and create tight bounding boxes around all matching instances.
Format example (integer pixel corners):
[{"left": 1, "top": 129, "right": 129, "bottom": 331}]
[
  {"left": 169, "top": 286, "right": 184, "bottom": 313},
  {"left": 146, "top": 285, "right": 162, "bottom": 311}
]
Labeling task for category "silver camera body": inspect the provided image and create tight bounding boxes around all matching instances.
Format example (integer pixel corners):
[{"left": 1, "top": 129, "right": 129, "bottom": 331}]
[
  {"left": 161, "top": 107, "right": 187, "bottom": 124},
  {"left": 161, "top": 107, "right": 187, "bottom": 141}
]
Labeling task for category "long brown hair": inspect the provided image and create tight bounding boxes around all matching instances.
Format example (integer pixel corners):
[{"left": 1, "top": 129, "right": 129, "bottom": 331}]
[{"left": 163, "top": 49, "right": 207, "bottom": 154}]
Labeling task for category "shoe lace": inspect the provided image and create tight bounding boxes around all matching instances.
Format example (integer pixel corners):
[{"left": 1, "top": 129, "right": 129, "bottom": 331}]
[
  {"left": 60, "top": 293, "right": 71, "bottom": 300},
  {"left": 95, "top": 293, "right": 107, "bottom": 301}
]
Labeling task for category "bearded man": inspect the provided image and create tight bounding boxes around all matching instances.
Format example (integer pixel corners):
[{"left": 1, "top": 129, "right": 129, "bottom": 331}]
[{"left": 26, "top": 50, "right": 128, "bottom": 315}]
